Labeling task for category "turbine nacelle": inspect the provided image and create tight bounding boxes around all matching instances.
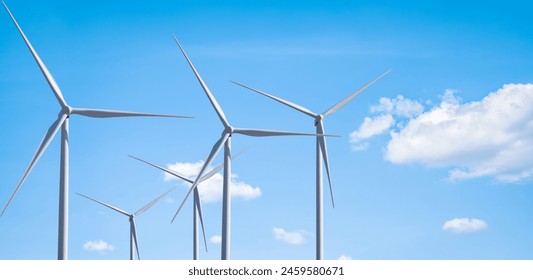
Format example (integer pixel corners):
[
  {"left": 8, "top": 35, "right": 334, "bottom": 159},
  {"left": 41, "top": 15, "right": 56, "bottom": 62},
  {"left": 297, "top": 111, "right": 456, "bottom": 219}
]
[{"left": 314, "top": 114, "right": 324, "bottom": 126}]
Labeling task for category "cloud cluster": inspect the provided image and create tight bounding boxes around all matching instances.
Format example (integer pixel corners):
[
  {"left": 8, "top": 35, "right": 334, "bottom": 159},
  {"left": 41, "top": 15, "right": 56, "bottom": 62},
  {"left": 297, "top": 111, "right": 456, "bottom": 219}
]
[
  {"left": 273, "top": 227, "right": 306, "bottom": 245},
  {"left": 82, "top": 240, "right": 115, "bottom": 254},
  {"left": 442, "top": 218, "right": 488, "bottom": 233},
  {"left": 164, "top": 161, "right": 262, "bottom": 203},
  {"left": 350, "top": 95, "right": 423, "bottom": 151},
  {"left": 353, "top": 84, "right": 533, "bottom": 182}
]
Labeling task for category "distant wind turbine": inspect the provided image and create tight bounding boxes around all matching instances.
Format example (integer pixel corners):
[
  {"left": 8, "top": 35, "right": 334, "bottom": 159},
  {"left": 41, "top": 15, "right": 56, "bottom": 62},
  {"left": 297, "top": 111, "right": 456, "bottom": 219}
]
[
  {"left": 232, "top": 69, "right": 391, "bottom": 259},
  {"left": 171, "top": 36, "right": 334, "bottom": 260},
  {"left": 129, "top": 150, "right": 245, "bottom": 260},
  {"left": 1, "top": 1, "right": 192, "bottom": 260},
  {"left": 77, "top": 187, "right": 176, "bottom": 260}
]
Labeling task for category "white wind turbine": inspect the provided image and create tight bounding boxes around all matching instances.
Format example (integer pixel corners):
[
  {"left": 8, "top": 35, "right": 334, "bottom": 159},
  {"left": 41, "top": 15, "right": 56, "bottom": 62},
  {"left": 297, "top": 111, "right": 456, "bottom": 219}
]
[
  {"left": 129, "top": 150, "right": 244, "bottom": 260},
  {"left": 1, "top": 2, "right": 191, "bottom": 260},
  {"left": 76, "top": 187, "right": 176, "bottom": 260},
  {"left": 232, "top": 69, "right": 391, "bottom": 259},
  {"left": 171, "top": 36, "right": 333, "bottom": 260}
]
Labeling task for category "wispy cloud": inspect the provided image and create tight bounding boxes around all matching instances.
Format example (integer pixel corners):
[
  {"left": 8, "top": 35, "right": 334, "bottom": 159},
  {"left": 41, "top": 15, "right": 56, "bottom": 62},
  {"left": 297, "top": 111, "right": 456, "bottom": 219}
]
[
  {"left": 350, "top": 115, "right": 394, "bottom": 151},
  {"left": 82, "top": 240, "right": 115, "bottom": 254},
  {"left": 355, "top": 84, "right": 533, "bottom": 182},
  {"left": 370, "top": 95, "right": 425, "bottom": 118},
  {"left": 210, "top": 235, "right": 222, "bottom": 244},
  {"left": 442, "top": 218, "right": 488, "bottom": 233},
  {"left": 338, "top": 255, "right": 352, "bottom": 260},
  {"left": 273, "top": 227, "right": 306, "bottom": 245},
  {"left": 164, "top": 161, "right": 262, "bottom": 202}
]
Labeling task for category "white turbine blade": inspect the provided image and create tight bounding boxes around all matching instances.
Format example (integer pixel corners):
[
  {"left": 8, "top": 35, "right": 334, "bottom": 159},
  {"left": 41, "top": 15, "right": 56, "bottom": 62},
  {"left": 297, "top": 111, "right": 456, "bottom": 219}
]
[
  {"left": 71, "top": 108, "right": 192, "bottom": 119},
  {"left": 231, "top": 81, "right": 317, "bottom": 118},
  {"left": 194, "top": 188, "right": 208, "bottom": 252},
  {"left": 171, "top": 133, "right": 229, "bottom": 223},
  {"left": 234, "top": 128, "right": 338, "bottom": 137},
  {"left": 1, "top": 114, "right": 67, "bottom": 217},
  {"left": 172, "top": 35, "right": 230, "bottom": 128},
  {"left": 131, "top": 219, "right": 141, "bottom": 260},
  {"left": 317, "top": 122, "right": 335, "bottom": 208},
  {"left": 199, "top": 148, "right": 246, "bottom": 182},
  {"left": 129, "top": 155, "right": 194, "bottom": 184},
  {"left": 322, "top": 69, "right": 392, "bottom": 118},
  {"left": 2, "top": 2, "right": 68, "bottom": 108},
  {"left": 75, "top": 193, "right": 130, "bottom": 217},
  {"left": 134, "top": 186, "right": 177, "bottom": 217}
]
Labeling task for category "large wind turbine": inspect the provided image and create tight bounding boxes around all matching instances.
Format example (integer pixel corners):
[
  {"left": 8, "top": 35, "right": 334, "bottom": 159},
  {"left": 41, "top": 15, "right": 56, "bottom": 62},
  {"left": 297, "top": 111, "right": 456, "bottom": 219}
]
[
  {"left": 1, "top": 2, "right": 191, "bottom": 260},
  {"left": 129, "top": 150, "right": 244, "bottom": 260},
  {"left": 172, "top": 36, "right": 332, "bottom": 260},
  {"left": 232, "top": 69, "right": 391, "bottom": 259},
  {"left": 77, "top": 187, "right": 176, "bottom": 260}
]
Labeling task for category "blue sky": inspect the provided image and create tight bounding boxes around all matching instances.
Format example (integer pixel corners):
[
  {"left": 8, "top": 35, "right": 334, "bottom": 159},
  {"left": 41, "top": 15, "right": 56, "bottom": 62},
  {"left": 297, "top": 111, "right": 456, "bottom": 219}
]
[{"left": 1, "top": 0, "right": 533, "bottom": 260}]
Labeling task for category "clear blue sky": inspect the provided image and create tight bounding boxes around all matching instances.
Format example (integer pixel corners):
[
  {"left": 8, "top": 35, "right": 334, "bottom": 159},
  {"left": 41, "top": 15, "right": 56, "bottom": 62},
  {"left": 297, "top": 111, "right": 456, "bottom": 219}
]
[{"left": 1, "top": 0, "right": 533, "bottom": 260}]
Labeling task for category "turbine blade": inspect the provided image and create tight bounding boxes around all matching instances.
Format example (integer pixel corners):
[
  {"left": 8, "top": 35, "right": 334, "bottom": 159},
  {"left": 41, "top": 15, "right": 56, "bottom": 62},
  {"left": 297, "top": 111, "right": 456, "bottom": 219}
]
[
  {"left": 1, "top": 114, "right": 67, "bottom": 217},
  {"left": 322, "top": 69, "right": 392, "bottom": 117},
  {"left": 134, "top": 186, "right": 177, "bottom": 216},
  {"left": 199, "top": 148, "right": 247, "bottom": 182},
  {"left": 2, "top": 2, "right": 68, "bottom": 108},
  {"left": 231, "top": 81, "right": 317, "bottom": 118},
  {"left": 131, "top": 219, "right": 141, "bottom": 260},
  {"left": 129, "top": 155, "right": 193, "bottom": 184},
  {"left": 317, "top": 122, "right": 335, "bottom": 208},
  {"left": 171, "top": 133, "right": 229, "bottom": 223},
  {"left": 173, "top": 35, "right": 230, "bottom": 128},
  {"left": 234, "top": 128, "right": 338, "bottom": 137},
  {"left": 75, "top": 193, "right": 130, "bottom": 216},
  {"left": 194, "top": 188, "right": 208, "bottom": 252},
  {"left": 71, "top": 108, "right": 192, "bottom": 119}
]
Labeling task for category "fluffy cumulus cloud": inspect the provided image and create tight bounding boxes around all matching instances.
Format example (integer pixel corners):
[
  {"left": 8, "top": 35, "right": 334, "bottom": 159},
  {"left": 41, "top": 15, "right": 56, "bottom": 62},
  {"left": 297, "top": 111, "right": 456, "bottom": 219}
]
[
  {"left": 350, "top": 95, "right": 423, "bottom": 151},
  {"left": 385, "top": 84, "right": 533, "bottom": 182},
  {"left": 210, "top": 235, "right": 222, "bottom": 244},
  {"left": 164, "top": 161, "right": 262, "bottom": 203},
  {"left": 442, "top": 218, "right": 488, "bottom": 233},
  {"left": 83, "top": 240, "right": 115, "bottom": 254},
  {"left": 273, "top": 227, "right": 306, "bottom": 245}
]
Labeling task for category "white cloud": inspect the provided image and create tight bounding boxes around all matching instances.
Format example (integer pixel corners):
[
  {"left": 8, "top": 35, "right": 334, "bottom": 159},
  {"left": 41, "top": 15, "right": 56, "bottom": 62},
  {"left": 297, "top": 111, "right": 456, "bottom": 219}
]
[
  {"left": 350, "top": 115, "right": 394, "bottom": 151},
  {"left": 370, "top": 95, "right": 424, "bottom": 118},
  {"left": 83, "top": 240, "right": 115, "bottom": 254},
  {"left": 164, "top": 161, "right": 262, "bottom": 202},
  {"left": 338, "top": 255, "right": 352, "bottom": 260},
  {"left": 442, "top": 218, "right": 488, "bottom": 233},
  {"left": 384, "top": 84, "right": 533, "bottom": 182},
  {"left": 350, "top": 95, "right": 423, "bottom": 151},
  {"left": 210, "top": 235, "right": 222, "bottom": 244},
  {"left": 273, "top": 227, "right": 306, "bottom": 245}
]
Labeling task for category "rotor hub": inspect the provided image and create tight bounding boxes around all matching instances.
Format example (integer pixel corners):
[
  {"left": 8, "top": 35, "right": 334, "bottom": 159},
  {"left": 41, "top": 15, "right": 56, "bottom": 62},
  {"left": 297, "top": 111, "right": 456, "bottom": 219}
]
[{"left": 61, "top": 105, "right": 73, "bottom": 116}]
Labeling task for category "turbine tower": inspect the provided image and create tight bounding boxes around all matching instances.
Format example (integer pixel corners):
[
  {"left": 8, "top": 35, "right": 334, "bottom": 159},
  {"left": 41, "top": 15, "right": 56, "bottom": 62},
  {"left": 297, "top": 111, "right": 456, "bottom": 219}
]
[
  {"left": 77, "top": 187, "right": 176, "bottom": 260},
  {"left": 171, "top": 36, "right": 332, "bottom": 260},
  {"left": 129, "top": 150, "right": 244, "bottom": 259},
  {"left": 232, "top": 69, "right": 391, "bottom": 259},
  {"left": 1, "top": 2, "right": 191, "bottom": 260}
]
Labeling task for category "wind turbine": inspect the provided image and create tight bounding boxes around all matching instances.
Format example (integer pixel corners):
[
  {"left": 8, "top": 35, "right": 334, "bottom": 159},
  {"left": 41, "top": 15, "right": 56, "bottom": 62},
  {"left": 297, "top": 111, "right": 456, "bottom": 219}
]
[
  {"left": 171, "top": 36, "right": 333, "bottom": 260},
  {"left": 129, "top": 150, "right": 245, "bottom": 260},
  {"left": 1, "top": 2, "right": 191, "bottom": 260},
  {"left": 76, "top": 187, "right": 176, "bottom": 260},
  {"left": 231, "top": 69, "right": 391, "bottom": 259}
]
